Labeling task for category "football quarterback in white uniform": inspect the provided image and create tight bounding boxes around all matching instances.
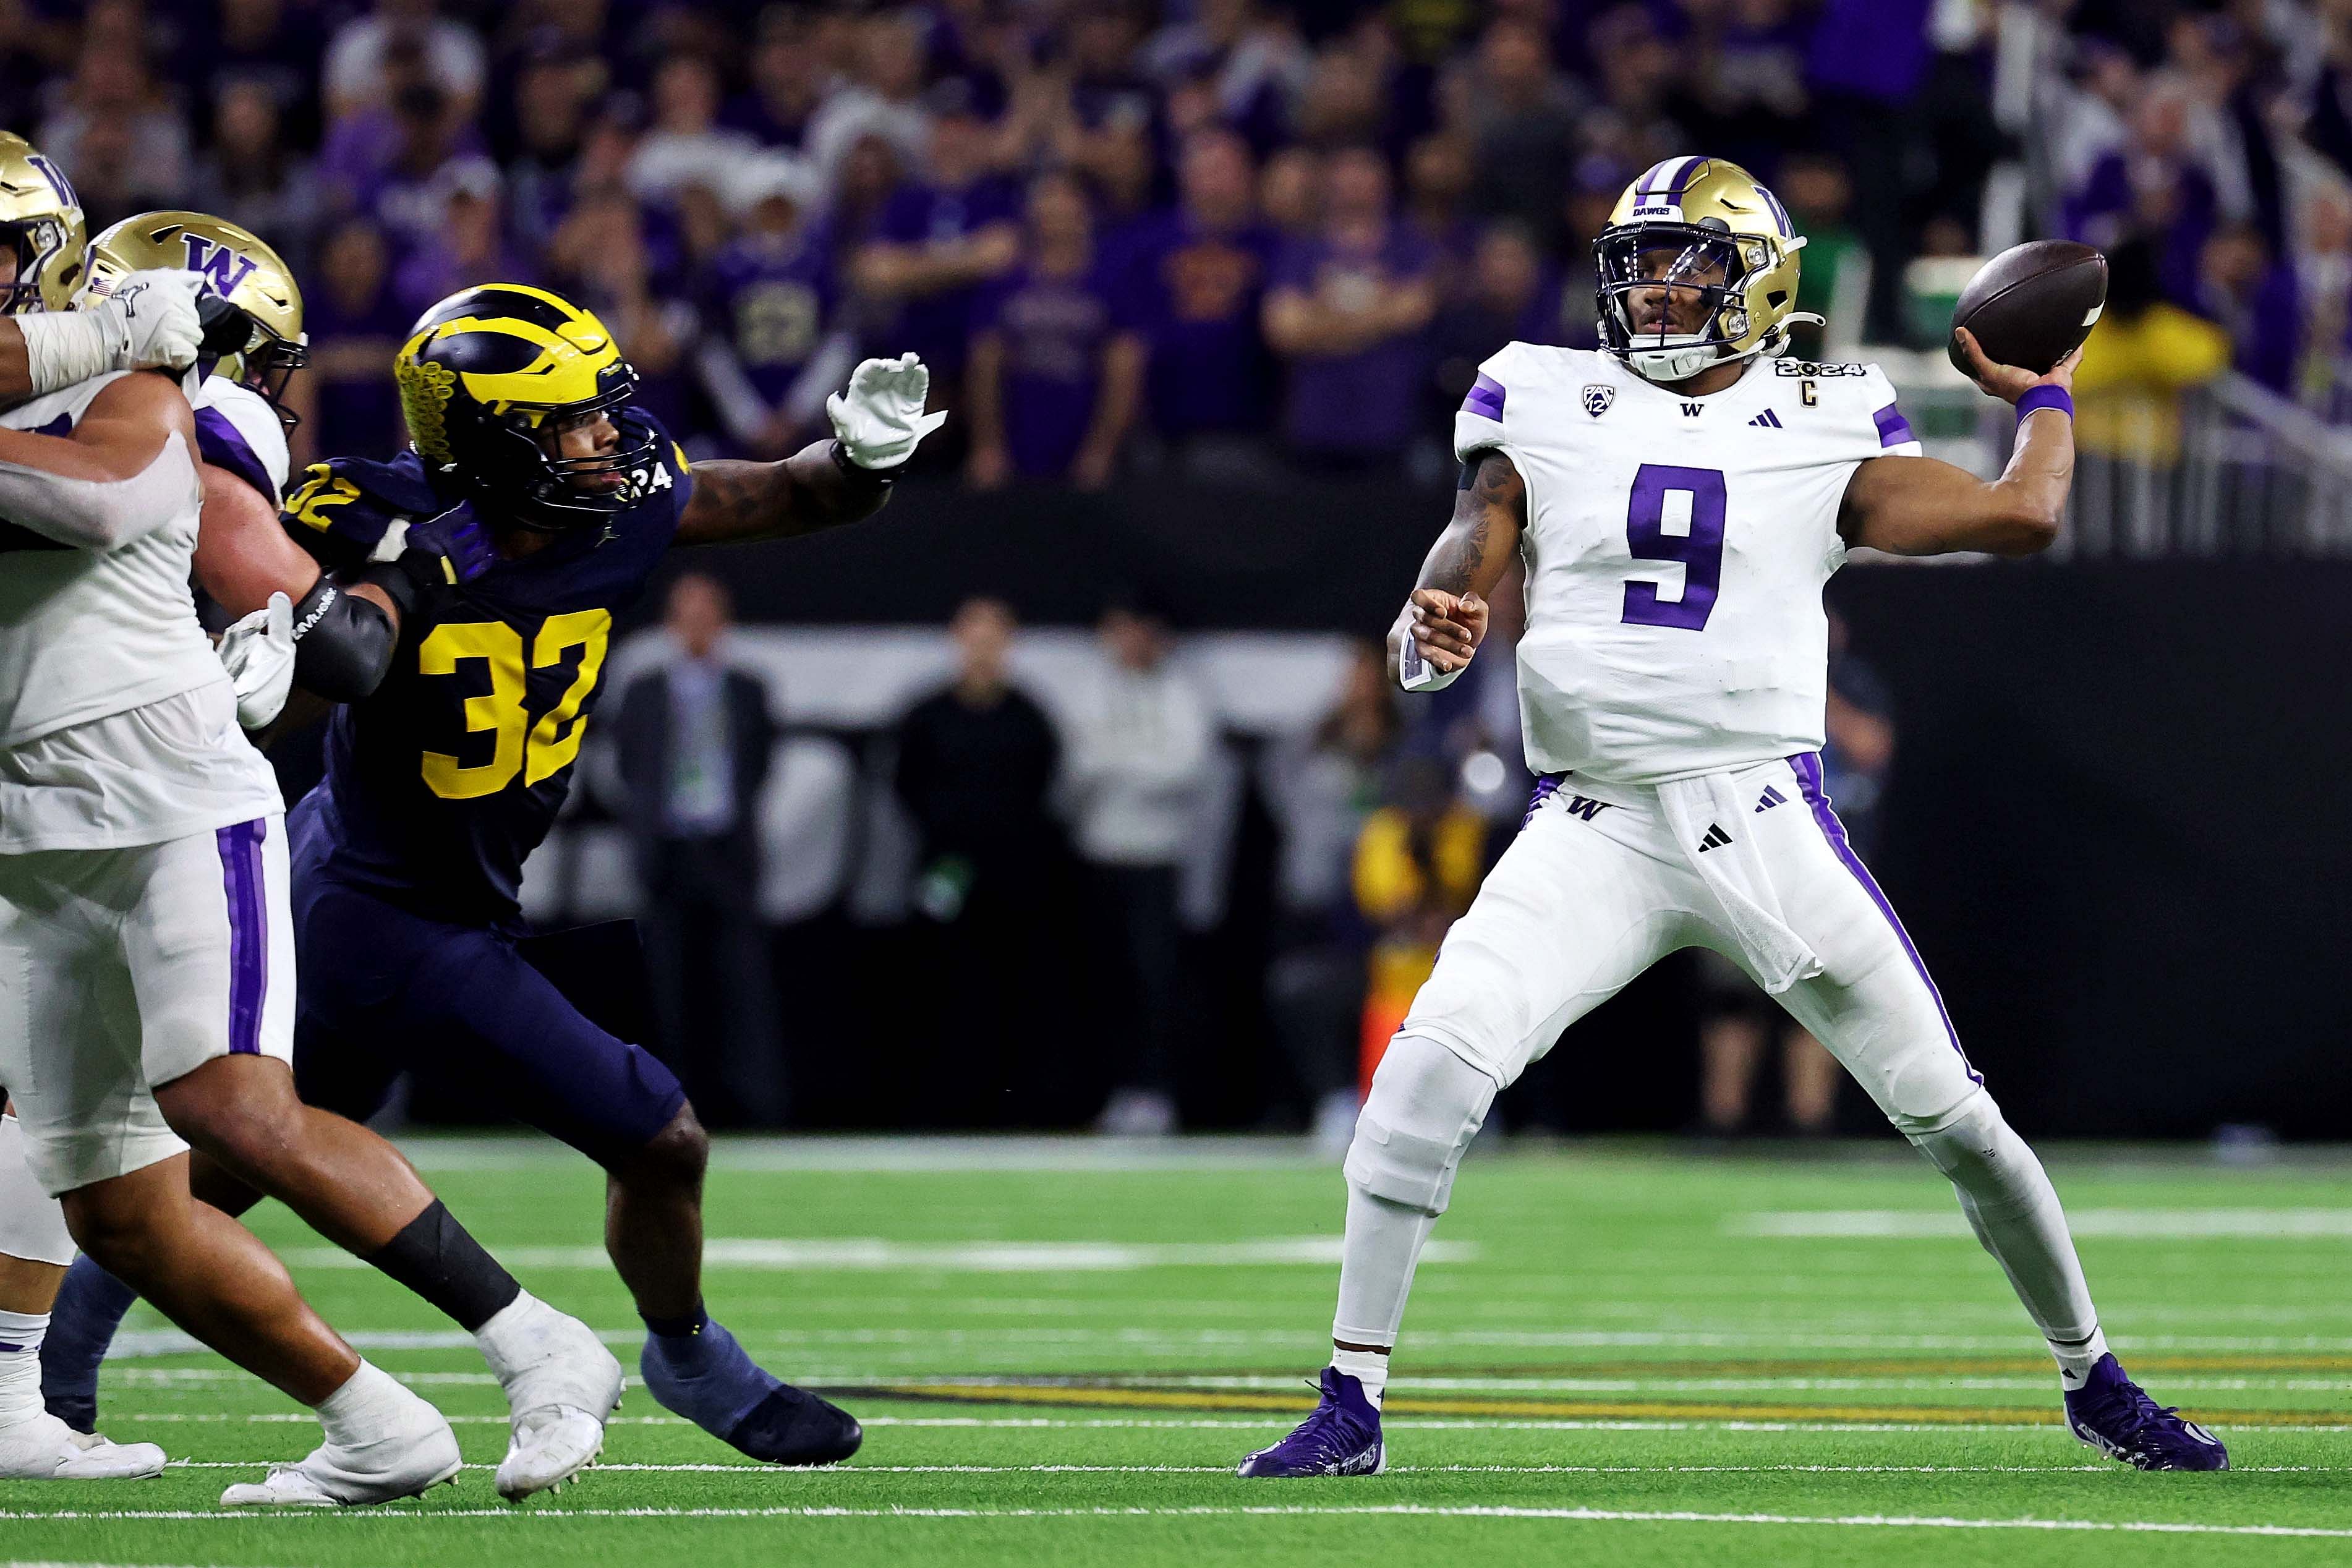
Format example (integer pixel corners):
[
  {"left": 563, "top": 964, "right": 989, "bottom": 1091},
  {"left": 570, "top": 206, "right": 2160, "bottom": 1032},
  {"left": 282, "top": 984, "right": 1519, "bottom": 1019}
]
[{"left": 1240, "top": 156, "right": 2227, "bottom": 1478}]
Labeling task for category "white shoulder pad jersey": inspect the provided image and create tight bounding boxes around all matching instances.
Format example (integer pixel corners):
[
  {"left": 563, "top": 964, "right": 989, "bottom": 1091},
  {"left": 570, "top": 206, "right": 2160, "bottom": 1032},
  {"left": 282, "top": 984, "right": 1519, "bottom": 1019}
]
[
  {"left": 0, "top": 372, "right": 221, "bottom": 748},
  {"left": 1455, "top": 344, "right": 1920, "bottom": 783},
  {"left": 190, "top": 373, "right": 291, "bottom": 508}
]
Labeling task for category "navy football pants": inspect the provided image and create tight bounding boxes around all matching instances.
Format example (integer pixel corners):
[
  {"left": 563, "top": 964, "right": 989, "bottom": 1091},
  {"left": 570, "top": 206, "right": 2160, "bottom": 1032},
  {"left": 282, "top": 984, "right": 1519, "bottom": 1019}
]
[{"left": 286, "top": 802, "right": 686, "bottom": 1167}]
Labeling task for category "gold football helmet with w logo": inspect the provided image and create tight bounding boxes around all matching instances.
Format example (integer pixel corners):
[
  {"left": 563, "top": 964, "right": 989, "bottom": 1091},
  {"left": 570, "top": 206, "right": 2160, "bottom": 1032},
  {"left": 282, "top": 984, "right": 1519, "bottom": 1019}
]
[
  {"left": 0, "top": 131, "right": 87, "bottom": 315},
  {"left": 84, "top": 210, "right": 310, "bottom": 426},
  {"left": 1596, "top": 156, "right": 1822, "bottom": 383}
]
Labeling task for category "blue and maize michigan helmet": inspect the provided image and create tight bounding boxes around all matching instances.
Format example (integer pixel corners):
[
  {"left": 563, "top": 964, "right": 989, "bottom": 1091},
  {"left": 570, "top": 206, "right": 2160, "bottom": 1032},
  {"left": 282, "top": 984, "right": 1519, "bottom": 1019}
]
[
  {"left": 1596, "top": 155, "right": 1822, "bottom": 383},
  {"left": 394, "top": 283, "right": 658, "bottom": 531}
]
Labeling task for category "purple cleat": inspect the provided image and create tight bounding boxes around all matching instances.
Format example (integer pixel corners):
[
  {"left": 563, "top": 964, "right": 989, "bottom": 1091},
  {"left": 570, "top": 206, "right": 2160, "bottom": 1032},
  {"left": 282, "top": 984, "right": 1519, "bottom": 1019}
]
[
  {"left": 1236, "top": 1367, "right": 1386, "bottom": 1478},
  {"left": 2064, "top": 1353, "right": 2228, "bottom": 1470}
]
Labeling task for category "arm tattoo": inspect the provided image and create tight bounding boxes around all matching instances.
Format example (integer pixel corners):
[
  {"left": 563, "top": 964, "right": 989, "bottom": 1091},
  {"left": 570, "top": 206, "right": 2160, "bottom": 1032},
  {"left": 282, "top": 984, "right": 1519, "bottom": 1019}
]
[
  {"left": 1426, "top": 451, "right": 1522, "bottom": 594},
  {"left": 677, "top": 442, "right": 893, "bottom": 547}
]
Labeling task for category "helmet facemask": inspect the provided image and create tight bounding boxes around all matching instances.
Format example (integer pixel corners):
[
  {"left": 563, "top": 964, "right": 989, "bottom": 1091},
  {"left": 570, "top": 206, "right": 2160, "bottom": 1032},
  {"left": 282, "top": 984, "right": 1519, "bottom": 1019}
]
[
  {"left": 480, "top": 373, "right": 660, "bottom": 533},
  {"left": 1595, "top": 224, "right": 1752, "bottom": 383},
  {"left": 0, "top": 216, "right": 78, "bottom": 317}
]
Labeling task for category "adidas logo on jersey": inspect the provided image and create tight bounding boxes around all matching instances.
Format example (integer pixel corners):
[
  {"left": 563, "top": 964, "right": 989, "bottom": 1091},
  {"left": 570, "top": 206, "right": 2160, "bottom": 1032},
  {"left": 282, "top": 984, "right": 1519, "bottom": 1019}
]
[
  {"left": 1754, "top": 785, "right": 1786, "bottom": 812},
  {"left": 1697, "top": 823, "right": 1733, "bottom": 852},
  {"left": 1747, "top": 409, "right": 1783, "bottom": 428}
]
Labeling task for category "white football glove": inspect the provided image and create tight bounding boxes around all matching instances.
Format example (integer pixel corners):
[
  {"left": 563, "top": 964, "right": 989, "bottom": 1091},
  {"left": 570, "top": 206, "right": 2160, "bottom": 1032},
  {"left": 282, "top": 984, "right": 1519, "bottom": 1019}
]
[
  {"left": 87, "top": 269, "right": 207, "bottom": 373},
  {"left": 219, "top": 591, "right": 296, "bottom": 729},
  {"left": 825, "top": 352, "right": 948, "bottom": 469}
]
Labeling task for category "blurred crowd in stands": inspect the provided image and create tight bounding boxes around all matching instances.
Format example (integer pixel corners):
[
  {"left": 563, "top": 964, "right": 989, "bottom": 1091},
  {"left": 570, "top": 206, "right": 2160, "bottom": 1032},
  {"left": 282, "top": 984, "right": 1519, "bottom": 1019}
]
[{"left": 15, "top": 2, "right": 2352, "bottom": 473}]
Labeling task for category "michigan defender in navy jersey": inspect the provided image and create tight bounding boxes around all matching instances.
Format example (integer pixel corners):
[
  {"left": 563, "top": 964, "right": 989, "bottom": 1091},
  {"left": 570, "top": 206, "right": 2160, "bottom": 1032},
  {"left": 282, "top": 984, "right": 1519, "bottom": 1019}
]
[{"left": 294, "top": 283, "right": 934, "bottom": 1465}]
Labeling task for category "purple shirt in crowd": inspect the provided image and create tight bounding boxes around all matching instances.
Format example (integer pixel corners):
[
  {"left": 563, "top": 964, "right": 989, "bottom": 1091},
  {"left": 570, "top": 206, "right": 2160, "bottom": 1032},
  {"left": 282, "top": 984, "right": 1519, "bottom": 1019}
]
[
  {"left": 701, "top": 230, "right": 841, "bottom": 403},
  {"left": 1270, "top": 225, "right": 1440, "bottom": 458},
  {"left": 979, "top": 258, "right": 1138, "bottom": 477},
  {"left": 307, "top": 274, "right": 414, "bottom": 460},
  {"left": 870, "top": 176, "right": 1022, "bottom": 378},
  {"left": 1127, "top": 211, "right": 1277, "bottom": 440}
]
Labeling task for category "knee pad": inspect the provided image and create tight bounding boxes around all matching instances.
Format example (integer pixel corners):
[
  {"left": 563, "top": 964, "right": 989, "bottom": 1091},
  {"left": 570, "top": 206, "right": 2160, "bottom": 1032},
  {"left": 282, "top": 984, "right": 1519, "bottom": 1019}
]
[
  {"left": 0, "top": 1114, "right": 75, "bottom": 1266},
  {"left": 1344, "top": 1034, "right": 1498, "bottom": 1217}
]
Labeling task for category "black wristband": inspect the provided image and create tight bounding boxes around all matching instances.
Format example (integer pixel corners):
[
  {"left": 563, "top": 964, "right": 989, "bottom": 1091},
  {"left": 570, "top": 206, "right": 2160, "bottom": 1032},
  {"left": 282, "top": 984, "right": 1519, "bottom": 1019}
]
[{"left": 829, "top": 438, "right": 897, "bottom": 493}]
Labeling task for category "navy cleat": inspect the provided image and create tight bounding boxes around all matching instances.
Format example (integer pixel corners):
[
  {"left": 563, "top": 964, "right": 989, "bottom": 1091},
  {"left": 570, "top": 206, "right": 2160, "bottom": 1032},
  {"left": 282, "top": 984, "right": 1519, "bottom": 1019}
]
[
  {"left": 1237, "top": 1367, "right": 1386, "bottom": 1478},
  {"left": 726, "top": 1383, "right": 863, "bottom": 1467},
  {"left": 640, "top": 1316, "right": 861, "bottom": 1466},
  {"left": 2064, "top": 1353, "right": 2228, "bottom": 1471}
]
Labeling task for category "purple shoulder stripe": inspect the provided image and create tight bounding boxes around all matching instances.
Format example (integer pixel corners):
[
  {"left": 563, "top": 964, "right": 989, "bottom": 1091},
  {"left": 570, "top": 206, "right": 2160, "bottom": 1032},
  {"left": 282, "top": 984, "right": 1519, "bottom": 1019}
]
[
  {"left": 194, "top": 404, "right": 277, "bottom": 506},
  {"left": 1462, "top": 372, "right": 1506, "bottom": 422},
  {"left": 1872, "top": 401, "right": 1915, "bottom": 449}
]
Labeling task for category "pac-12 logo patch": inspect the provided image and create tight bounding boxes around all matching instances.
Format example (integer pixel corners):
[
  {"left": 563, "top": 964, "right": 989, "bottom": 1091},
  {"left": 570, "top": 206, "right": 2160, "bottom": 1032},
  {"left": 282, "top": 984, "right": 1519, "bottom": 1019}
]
[{"left": 1582, "top": 384, "right": 1615, "bottom": 418}]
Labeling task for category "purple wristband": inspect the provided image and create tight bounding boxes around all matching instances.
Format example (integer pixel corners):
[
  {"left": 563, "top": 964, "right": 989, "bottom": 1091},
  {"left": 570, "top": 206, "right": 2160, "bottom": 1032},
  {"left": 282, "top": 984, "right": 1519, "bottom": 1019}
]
[{"left": 2015, "top": 386, "right": 2073, "bottom": 424}]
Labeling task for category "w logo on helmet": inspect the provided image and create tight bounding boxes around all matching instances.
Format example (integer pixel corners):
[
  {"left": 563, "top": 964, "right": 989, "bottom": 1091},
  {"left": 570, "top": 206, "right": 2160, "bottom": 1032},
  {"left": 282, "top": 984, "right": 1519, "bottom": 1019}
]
[{"left": 182, "top": 233, "right": 258, "bottom": 297}]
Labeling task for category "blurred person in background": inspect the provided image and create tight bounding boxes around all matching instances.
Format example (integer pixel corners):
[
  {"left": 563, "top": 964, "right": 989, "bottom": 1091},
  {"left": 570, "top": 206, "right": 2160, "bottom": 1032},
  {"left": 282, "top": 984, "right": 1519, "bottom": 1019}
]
[
  {"left": 1460, "top": 17, "right": 1581, "bottom": 254},
  {"left": 1130, "top": 127, "right": 1278, "bottom": 478},
  {"left": 1777, "top": 152, "right": 1864, "bottom": 359},
  {"left": 2065, "top": 77, "right": 2226, "bottom": 312},
  {"left": 2195, "top": 220, "right": 2298, "bottom": 396},
  {"left": 628, "top": 53, "right": 756, "bottom": 208},
  {"left": 2069, "top": 239, "right": 2231, "bottom": 464},
  {"left": 338, "top": 76, "right": 472, "bottom": 248},
  {"left": 323, "top": 0, "right": 485, "bottom": 124},
  {"left": 184, "top": 0, "right": 328, "bottom": 151},
  {"left": 697, "top": 156, "right": 852, "bottom": 461},
  {"left": 302, "top": 217, "right": 408, "bottom": 463},
  {"left": 545, "top": 189, "right": 695, "bottom": 433},
  {"left": 501, "top": 45, "right": 602, "bottom": 257},
  {"left": 1694, "top": 614, "right": 1896, "bottom": 1139},
  {"left": 893, "top": 599, "right": 1067, "bottom": 1122},
  {"left": 965, "top": 170, "right": 1148, "bottom": 490},
  {"left": 1063, "top": 597, "right": 1216, "bottom": 1138},
  {"left": 1264, "top": 640, "right": 1400, "bottom": 1152},
  {"left": 1263, "top": 145, "right": 1439, "bottom": 472},
  {"left": 615, "top": 574, "right": 785, "bottom": 1129},
  {"left": 806, "top": 7, "right": 933, "bottom": 179},
  {"left": 724, "top": 12, "right": 835, "bottom": 152},
  {"left": 1259, "top": 145, "right": 1321, "bottom": 241},
  {"left": 853, "top": 80, "right": 1021, "bottom": 427},
  {"left": 1350, "top": 753, "right": 1486, "bottom": 1100},
  {"left": 189, "top": 77, "right": 324, "bottom": 280},
  {"left": 2294, "top": 184, "right": 2352, "bottom": 411},
  {"left": 1432, "top": 223, "right": 1561, "bottom": 422},
  {"left": 391, "top": 156, "right": 533, "bottom": 318},
  {"left": 1402, "top": 134, "right": 1477, "bottom": 295},
  {"left": 36, "top": 42, "right": 189, "bottom": 226}
]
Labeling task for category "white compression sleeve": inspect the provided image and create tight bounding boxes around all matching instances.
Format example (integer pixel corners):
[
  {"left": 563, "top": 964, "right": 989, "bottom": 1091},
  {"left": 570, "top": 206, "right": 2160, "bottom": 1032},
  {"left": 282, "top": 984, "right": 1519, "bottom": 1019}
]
[
  {"left": 12, "top": 311, "right": 123, "bottom": 399},
  {"left": 0, "top": 1114, "right": 75, "bottom": 1266},
  {"left": 0, "top": 429, "right": 198, "bottom": 551}
]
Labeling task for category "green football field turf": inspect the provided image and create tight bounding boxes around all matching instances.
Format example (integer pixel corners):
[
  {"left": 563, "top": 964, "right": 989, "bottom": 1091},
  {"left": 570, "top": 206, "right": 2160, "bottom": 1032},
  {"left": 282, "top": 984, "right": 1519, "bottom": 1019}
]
[{"left": 7, "top": 1136, "right": 2351, "bottom": 1567}]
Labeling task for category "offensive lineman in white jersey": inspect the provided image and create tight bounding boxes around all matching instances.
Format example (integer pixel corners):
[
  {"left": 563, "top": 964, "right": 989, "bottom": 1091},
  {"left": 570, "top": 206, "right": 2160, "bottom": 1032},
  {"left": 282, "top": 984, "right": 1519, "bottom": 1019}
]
[
  {"left": 0, "top": 138, "right": 618, "bottom": 1504},
  {"left": 1239, "top": 156, "right": 2226, "bottom": 1477}
]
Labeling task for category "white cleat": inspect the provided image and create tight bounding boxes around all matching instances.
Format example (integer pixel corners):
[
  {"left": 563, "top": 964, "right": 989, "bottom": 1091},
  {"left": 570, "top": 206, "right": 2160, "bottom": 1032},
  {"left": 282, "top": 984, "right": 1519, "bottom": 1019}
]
[
  {"left": 0, "top": 1412, "right": 168, "bottom": 1479},
  {"left": 479, "top": 1295, "right": 624, "bottom": 1501},
  {"left": 219, "top": 1397, "right": 461, "bottom": 1508}
]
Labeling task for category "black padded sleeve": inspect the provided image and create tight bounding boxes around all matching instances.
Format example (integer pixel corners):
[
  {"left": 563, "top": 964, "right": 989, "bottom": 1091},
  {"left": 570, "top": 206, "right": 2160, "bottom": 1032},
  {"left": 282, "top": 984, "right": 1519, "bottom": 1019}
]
[{"left": 288, "top": 571, "right": 401, "bottom": 702}]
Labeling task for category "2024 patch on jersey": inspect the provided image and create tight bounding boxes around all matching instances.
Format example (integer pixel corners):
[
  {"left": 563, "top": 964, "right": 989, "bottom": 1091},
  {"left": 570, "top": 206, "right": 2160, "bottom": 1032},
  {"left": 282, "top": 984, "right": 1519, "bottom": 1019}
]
[
  {"left": 1455, "top": 344, "right": 1922, "bottom": 785},
  {"left": 283, "top": 408, "right": 692, "bottom": 923}
]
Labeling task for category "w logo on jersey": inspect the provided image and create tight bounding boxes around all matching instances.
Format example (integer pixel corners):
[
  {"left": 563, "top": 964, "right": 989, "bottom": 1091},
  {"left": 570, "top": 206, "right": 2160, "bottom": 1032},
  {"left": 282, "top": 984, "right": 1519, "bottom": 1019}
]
[
  {"left": 182, "top": 233, "right": 258, "bottom": 296},
  {"left": 1582, "top": 384, "right": 1614, "bottom": 418}
]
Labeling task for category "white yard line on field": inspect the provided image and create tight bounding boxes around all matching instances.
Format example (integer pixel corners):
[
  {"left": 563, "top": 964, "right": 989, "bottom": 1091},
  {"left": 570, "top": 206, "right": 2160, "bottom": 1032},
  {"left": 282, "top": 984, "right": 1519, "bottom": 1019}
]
[
  {"left": 272, "top": 1238, "right": 1478, "bottom": 1273},
  {"left": 158, "top": 1461, "right": 2339, "bottom": 1475},
  {"left": 6, "top": 1504, "right": 2352, "bottom": 1537},
  {"left": 1735, "top": 1208, "right": 2352, "bottom": 1240},
  {"left": 101, "top": 1411, "right": 2352, "bottom": 1434},
  {"left": 102, "top": 1325, "right": 2352, "bottom": 1359}
]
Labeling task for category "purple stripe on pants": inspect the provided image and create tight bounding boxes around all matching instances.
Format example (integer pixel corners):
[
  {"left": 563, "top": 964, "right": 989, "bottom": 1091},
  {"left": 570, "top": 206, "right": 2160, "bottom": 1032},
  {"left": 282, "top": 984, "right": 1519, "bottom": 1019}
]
[
  {"left": 1787, "top": 753, "right": 1980, "bottom": 1084},
  {"left": 215, "top": 818, "right": 268, "bottom": 1055},
  {"left": 1522, "top": 773, "right": 1562, "bottom": 829}
]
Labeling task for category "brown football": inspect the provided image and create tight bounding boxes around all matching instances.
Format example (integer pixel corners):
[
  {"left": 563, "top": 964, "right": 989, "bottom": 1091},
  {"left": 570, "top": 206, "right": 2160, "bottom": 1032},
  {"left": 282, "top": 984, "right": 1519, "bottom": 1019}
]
[{"left": 1947, "top": 241, "right": 2108, "bottom": 377}]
